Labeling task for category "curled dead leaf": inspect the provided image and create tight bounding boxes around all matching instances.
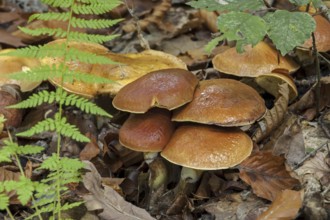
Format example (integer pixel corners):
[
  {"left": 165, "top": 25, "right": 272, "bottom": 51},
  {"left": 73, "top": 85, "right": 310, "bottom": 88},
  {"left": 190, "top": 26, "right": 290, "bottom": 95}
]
[
  {"left": 252, "top": 83, "right": 290, "bottom": 143},
  {"left": 239, "top": 151, "right": 300, "bottom": 201}
]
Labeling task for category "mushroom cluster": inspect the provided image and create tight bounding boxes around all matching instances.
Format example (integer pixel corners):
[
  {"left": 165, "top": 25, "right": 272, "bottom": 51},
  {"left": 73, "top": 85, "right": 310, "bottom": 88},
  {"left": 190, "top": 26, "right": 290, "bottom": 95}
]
[{"left": 113, "top": 68, "right": 267, "bottom": 198}]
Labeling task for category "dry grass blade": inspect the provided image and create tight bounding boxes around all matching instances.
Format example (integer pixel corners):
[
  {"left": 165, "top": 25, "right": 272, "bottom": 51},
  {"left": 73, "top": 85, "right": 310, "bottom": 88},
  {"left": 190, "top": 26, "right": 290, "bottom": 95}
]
[
  {"left": 239, "top": 151, "right": 300, "bottom": 201},
  {"left": 253, "top": 83, "right": 289, "bottom": 143}
]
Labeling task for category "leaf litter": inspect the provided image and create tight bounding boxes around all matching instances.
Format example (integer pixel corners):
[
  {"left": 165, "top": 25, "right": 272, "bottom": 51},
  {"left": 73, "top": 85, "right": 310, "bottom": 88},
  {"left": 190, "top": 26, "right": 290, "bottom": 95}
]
[{"left": 0, "top": 0, "right": 330, "bottom": 219}]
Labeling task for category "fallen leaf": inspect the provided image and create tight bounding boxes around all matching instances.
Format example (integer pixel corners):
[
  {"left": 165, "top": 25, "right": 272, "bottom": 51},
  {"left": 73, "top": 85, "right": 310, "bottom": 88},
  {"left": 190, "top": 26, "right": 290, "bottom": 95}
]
[
  {"left": 257, "top": 190, "right": 303, "bottom": 220},
  {"left": 273, "top": 121, "right": 305, "bottom": 167},
  {"left": 0, "top": 29, "right": 26, "bottom": 47},
  {"left": 239, "top": 151, "right": 300, "bottom": 201},
  {"left": 79, "top": 133, "right": 100, "bottom": 161},
  {"left": 82, "top": 161, "right": 155, "bottom": 220},
  {"left": 0, "top": 167, "right": 21, "bottom": 182},
  {"left": 296, "top": 150, "right": 330, "bottom": 185},
  {"left": 253, "top": 83, "right": 289, "bottom": 143}
]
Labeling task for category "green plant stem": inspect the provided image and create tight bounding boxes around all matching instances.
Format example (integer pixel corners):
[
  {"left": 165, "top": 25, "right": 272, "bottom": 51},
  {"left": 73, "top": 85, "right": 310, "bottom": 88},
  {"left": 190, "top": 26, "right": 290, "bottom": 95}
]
[
  {"left": 312, "top": 32, "right": 321, "bottom": 115},
  {"left": 5, "top": 207, "right": 15, "bottom": 220}
]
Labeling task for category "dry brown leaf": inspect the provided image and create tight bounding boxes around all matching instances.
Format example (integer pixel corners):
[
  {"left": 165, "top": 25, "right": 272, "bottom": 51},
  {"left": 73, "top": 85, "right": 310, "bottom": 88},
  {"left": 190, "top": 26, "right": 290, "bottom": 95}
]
[
  {"left": 0, "top": 12, "right": 21, "bottom": 24},
  {"left": 82, "top": 161, "right": 156, "bottom": 220},
  {"left": 273, "top": 121, "right": 305, "bottom": 167},
  {"left": 198, "top": 10, "right": 219, "bottom": 33},
  {"left": 253, "top": 83, "right": 289, "bottom": 143},
  {"left": 239, "top": 151, "right": 300, "bottom": 201},
  {"left": 0, "top": 167, "right": 21, "bottom": 182},
  {"left": 257, "top": 190, "right": 303, "bottom": 220},
  {"left": 79, "top": 134, "right": 100, "bottom": 161},
  {"left": 0, "top": 29, "right": 26, "bottom": 47}
]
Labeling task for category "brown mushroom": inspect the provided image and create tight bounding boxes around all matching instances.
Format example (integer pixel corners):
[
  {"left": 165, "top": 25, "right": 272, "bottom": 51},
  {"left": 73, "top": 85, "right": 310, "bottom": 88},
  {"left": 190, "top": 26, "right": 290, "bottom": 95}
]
[
  {"left": 41, "top": 39, "right": 187, "bottom": 97},
  {"left": 302, "top": 15, "right": 330, "bottom": 52},
  {"left": 212, "top": 41, "right": 299, "bottom": 77},
  {"left": 0, "top": 49, "right": 41, "bottom": 92},
  {"left": 119, "top": 108, "right": 174, "bottom": 153},
  {"left": 172, "top": 79, "right": 266, "bottom": 126},
  {"left": 113, "top": 68, "right": 199, "bottom": 113},
  {"left": 161, "top": 124, "right": 253, "bottom": 170},
  {"left": 255, "top": 68, "right": 298, "bottom": 102}
]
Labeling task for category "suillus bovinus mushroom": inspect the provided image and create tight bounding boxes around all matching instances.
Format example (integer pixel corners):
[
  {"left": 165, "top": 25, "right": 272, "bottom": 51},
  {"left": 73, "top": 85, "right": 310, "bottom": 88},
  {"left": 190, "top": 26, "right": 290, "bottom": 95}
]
[
  {"left": 212, "top": 41, "right": 299, "bottom": 77},
  {"left": 113, "top": 68, "right": 199, "bottom": 113},
  {"left": 172, "top": 79, "right": 266, "bottom": 126}
]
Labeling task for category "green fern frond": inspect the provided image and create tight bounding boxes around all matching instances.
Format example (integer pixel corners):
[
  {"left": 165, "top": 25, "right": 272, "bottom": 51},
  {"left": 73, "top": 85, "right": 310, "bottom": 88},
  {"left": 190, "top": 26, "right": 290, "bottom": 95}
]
[
  {"left": 71, "top": 17, "right": 122, "bottom": 29},
  {"left": 4, "top": 177, "right": 35, "bottom": 205},
  {"left": 68, "top": 31, "right": 119, "bottom": 44},
  {"left": 0, "top": 141, "right": 43, "bottom": 162},
  {"left": 16, "top": 114, "right": 90, "bottom": 142},
  {"left": 66, "top": 47, "right": 117, "bottom": 64},
  {"left": 0, "top": 44, "right": 65, "bottom": 59},
  {"left": 19, "top": 27, "right": 67, "bottom": 38},
  {"left": 40, "top": 0, "right": 73, "bottom": 8},
  {"left": 9, "top": 88, "right": 112, "bottom": 117},
  {"left": 72, "top": 2, "right": 122, "bottom": 14},
  {"left": 0, "top": 193, "right": 9, "bottom": 210},
  {"left": 28, "top": 12, "right": 70, "bottom": 22},
  {"left": 61, "top": 202, "right": 84, "bottom": 211}
]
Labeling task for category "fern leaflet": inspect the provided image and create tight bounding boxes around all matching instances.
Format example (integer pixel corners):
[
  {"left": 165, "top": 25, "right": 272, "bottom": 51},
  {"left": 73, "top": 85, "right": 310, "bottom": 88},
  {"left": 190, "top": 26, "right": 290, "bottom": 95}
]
[
  {"left": 68, "top": 31, "right": 119, "bottom": 44},
  {"left": 28, "top": 12, "right": 70, "bottom": 22},
  {"left": 16, "top": 114, "right": 90, "bottom": 142},
  {"left": 72, "top": 2, "right": 122, "bottom": 14},
  {"left": 19, "top": 27, "right": 67, "bottom": 38},
  {"left": 71, "top": 17, "right": 123, "bottom": 29}
]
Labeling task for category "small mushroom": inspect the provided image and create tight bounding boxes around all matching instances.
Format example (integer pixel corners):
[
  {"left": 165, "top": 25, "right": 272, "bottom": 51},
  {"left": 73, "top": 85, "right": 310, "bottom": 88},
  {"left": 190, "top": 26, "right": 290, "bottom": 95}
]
[
  {"left": 119, "top": 108, "right": 175, "bottom": 210},
  {"left": 255, "top": 68, "right": 298, "bottom": 102},
  {"left": 0, "top": 49, "right": 41, "bottom": 92},
  {"left": 212, "top": 41, "right": 300, "bottom": 77},
  {"left": 172, "top": 79, "right": 266, "bottom": 126},
  {"left": 112, "top": 68, "right": 199, "bottom": 113}
]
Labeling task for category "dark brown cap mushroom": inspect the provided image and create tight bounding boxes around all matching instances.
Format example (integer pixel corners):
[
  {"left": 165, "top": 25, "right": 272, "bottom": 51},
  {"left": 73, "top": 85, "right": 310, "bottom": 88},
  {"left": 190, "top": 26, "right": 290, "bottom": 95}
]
[
  {"left": 119, "top": 108, "right": 174, "bottom": 152},
  {"left": 161, "top": 124, "right": 253, "bottom": 170},
  {"left": 172, "top": 79, "right": 266, "bottom": 126},
  {"left": 113, "top": 68, "right": 199, "bottom": 113},
  {"left": 212, "top": 41, "right": 299, "bottom": 77}
]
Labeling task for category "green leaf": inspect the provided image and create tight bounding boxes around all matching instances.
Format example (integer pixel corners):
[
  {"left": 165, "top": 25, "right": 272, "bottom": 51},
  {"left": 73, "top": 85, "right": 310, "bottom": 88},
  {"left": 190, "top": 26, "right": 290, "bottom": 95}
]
[
  {"left": 218, "top": 12, "right": 268, "bottom": 52},
  {"left": 205, "top": 35, "right": 224, "bottom": 54},
  {"left": 188, "top": 0, "right": 264, "bottom": 12},
  {"left": 265, "top": 10, "right": 316, "bottom": 55},
  {"left": 288, "top": 0, "right": 310, "bottom": 5},
  {"left": 0, "top": 193, "right": 9, "bottom": 210}
]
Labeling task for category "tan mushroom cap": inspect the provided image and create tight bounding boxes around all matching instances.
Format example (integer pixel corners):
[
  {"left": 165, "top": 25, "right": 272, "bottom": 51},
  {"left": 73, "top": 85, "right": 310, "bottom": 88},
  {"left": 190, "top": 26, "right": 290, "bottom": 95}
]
[
  {"left": 0, "top": 49, "right": 41, "bottom": 92},
  {"left": 212, "top": 41, "right": 300, "bottom": 77},
  {"left": 41, "top": 39, "right": 187, "bottom": 97},
  {"left": 172, "top": 79, "right": 266, "bottom": 126},
  {"left": 161, "top": 124, "right": 253, "bottom": 170},
  {"left": 302, "top": 15, "right": 330, "bottom": 52},
  {"left": 113, "top": 68, "right": 199, "bottom": 113},
  {"left": 255, "top": 69, "right": 298, "bottom": 102},
  {"left": 119, "top": 108, "right": 174, "bottom": 152}
]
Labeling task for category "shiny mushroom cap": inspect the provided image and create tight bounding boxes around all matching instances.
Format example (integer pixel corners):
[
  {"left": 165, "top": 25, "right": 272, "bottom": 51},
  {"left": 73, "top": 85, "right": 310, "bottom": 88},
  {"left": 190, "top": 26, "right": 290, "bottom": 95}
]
[
  {"left": 41, "top": 39, "right": 187, "bottom": 97},
  {"left": 172, "top": 79, "right": 266, "bottom": 126},
  {"left": 113, "top": 68, "right": 199, "bottom": 113},
  {"left": 302, "top": 15, "right": 330, "bottom": 52},
  {"left": 161, "top": 124, "right": 253, "bottom": 170},
  {"left": 0, "top": 49, "right": 41, "bottom": 92},
  {"left": 119, "top": 108, "right": 174, "bottom": 152},
  {"left": 255, "top": 68, "right": 298, "bottom": 102},
  {"left": 212, "top": 41, "right": 300, "bottom": 77}
]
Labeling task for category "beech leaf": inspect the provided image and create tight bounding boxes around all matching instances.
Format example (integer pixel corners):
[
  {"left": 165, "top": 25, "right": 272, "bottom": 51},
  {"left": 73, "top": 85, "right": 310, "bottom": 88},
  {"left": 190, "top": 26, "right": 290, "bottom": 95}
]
[
  {"left": 265, "top": 10, "right": 316, "bottom": 55},
  {"left": 239, "top": 151, "right": 300, "bottom": 201},
  {"left": 257, "top": 190, "right": 303, "bottom": 220},
  {"left": 82, "top": 161, "right": 155, "bottom": 220},
  {"left": 252, "top": 83, "right": 289, "bottom": 143},
  {"left": 218, "top": 12, "right": 268, "bottom": 52}
]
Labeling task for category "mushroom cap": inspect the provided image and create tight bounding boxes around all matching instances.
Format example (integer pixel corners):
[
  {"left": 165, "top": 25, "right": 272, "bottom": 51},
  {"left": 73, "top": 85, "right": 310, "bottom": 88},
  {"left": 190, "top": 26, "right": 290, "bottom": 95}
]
[
  {"left": 172, "top": 79, "right": 266, "bottom": 126},
  {"left": 212, "top": 41, "right": 300, "bottom": 77},
  {"left": 302, "top": 15, "right": 330, "bottom": 52},
  {"left": 119, "top": 108, "right": 174, "bottom": 152},
  {"left": 0, "top": 49, "right": 41, "bottom": 92},
  {"left": 113, "top": 68, "right": 199, "bottom": 113},
  {"left": 41, "top": 39, "right": 187, "bottom": 97},
  {"left": 255, "top": 69, "right": 298, "bottom": 102},
  {"left": 161, "top": 124, "right": 253, "bottom": 170}
]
